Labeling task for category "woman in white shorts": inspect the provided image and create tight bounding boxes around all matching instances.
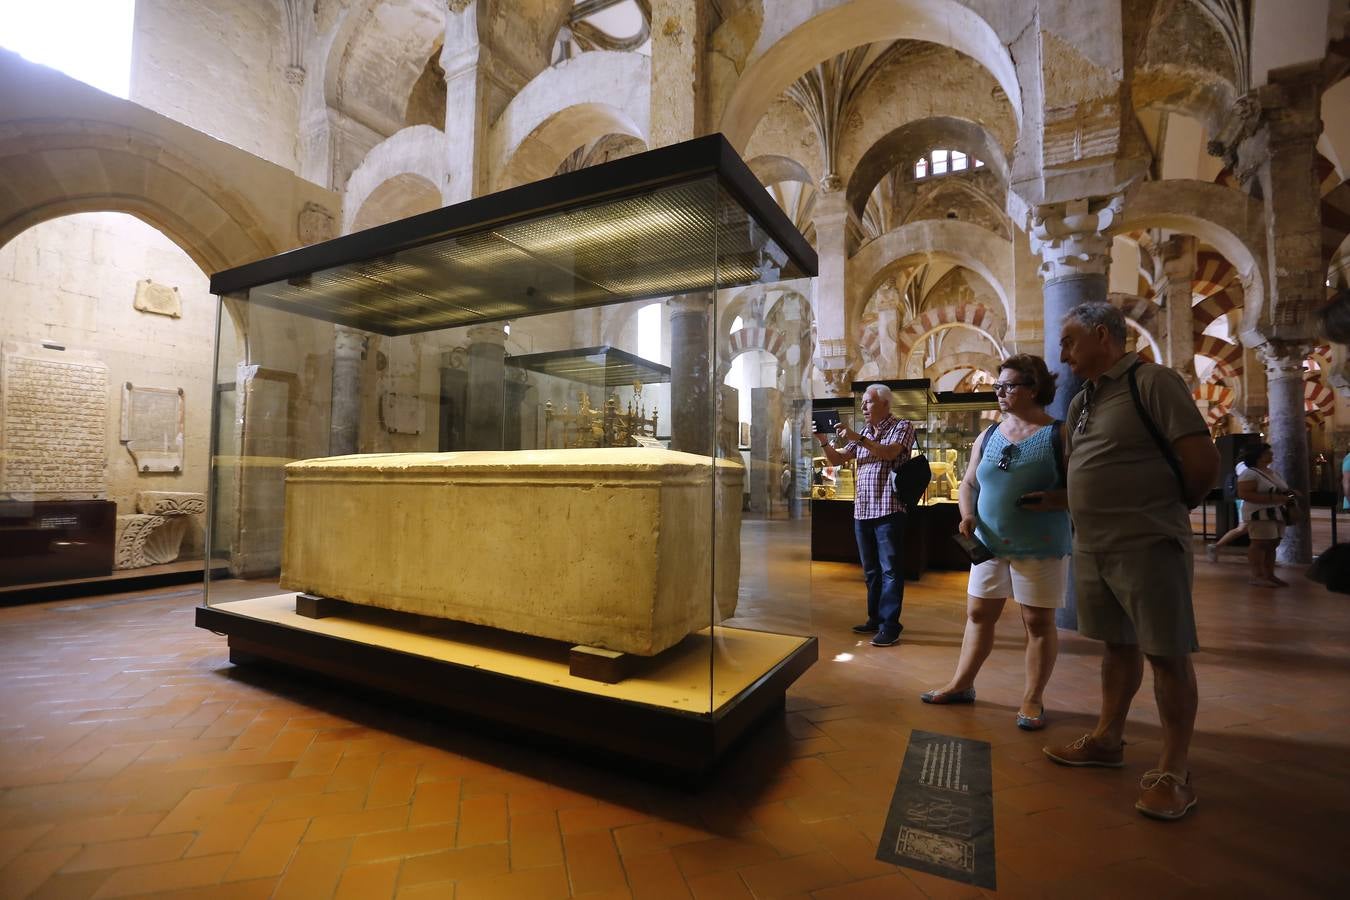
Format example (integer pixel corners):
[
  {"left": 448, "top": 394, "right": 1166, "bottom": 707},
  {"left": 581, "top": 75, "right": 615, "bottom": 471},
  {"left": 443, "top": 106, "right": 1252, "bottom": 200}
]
[
  {"left": 920, "top": 355, "right": 1072, "bottom": 731},
  {"left": 1237, "top": 442, "right": 1296, "bottom": 587}
]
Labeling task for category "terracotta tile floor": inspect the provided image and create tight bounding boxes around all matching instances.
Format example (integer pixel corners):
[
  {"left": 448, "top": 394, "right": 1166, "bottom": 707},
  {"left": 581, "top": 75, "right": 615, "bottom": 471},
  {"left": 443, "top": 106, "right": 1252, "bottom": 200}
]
[{"left": 1, "top": 546, "right": 1345, "bottom": 899}]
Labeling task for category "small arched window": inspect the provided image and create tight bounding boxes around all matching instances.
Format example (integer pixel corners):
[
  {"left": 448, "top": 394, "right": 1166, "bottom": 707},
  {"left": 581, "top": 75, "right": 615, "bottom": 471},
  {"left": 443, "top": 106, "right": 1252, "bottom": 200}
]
[{"left": 913, "top": 149, "right": 985, "bottom": 180}]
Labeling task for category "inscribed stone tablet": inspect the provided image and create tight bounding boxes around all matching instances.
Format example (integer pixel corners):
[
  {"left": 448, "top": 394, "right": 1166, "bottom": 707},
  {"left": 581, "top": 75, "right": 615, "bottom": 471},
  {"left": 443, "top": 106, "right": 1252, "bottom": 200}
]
[{"left": 133, "top": 279, "right": 182, "bottom": 318}]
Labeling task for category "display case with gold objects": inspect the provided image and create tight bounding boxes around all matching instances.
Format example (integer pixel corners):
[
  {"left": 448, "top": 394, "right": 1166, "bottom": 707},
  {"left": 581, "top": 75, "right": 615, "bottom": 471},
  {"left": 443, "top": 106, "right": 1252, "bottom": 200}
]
[{"left": 200, "top": 135, "right": 819, "bottom": 776}]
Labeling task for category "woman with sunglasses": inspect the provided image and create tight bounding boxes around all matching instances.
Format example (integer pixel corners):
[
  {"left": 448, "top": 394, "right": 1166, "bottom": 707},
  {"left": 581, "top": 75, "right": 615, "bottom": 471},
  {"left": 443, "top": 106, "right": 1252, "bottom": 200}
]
[{"left": 921, "top": 354, "right": 1071, "bottom": 730}]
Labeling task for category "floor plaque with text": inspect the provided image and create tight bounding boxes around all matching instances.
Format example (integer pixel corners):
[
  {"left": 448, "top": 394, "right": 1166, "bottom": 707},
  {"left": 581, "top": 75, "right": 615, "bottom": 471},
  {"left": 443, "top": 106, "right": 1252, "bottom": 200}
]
[{"left": 876, "top": 729, "right": 996, "bottom": 889}]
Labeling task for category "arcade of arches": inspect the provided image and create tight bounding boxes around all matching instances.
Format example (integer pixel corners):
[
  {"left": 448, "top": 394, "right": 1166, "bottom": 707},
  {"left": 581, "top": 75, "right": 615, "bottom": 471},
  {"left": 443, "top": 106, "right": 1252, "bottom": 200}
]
[{"left": 1, "top": 1, "right": 1349, "bottom": 896}]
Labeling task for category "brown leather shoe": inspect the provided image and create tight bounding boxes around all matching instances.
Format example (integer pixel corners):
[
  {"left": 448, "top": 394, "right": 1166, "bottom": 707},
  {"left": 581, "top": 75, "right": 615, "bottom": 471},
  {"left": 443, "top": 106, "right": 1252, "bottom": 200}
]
[
  {"left": 1042, "top": 733, "right": 1125, "bottom": 768},
  {"left": 1135, "top": 770, "right": 1197, "bottom": 820}
]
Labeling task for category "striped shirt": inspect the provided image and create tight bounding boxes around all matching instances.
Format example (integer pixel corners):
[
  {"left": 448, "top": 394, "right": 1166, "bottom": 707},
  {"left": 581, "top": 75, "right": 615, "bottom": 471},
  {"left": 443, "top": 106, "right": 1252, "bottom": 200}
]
[{"left": 843, "top": 416, "right": 916, "bottom": 520}]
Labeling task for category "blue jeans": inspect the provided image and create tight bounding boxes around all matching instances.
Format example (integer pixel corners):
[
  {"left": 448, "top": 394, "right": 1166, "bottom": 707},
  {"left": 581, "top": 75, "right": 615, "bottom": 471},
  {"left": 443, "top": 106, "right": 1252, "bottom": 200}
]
[{"left": 854, "top": 511, "right": 905, "bottom": 632}]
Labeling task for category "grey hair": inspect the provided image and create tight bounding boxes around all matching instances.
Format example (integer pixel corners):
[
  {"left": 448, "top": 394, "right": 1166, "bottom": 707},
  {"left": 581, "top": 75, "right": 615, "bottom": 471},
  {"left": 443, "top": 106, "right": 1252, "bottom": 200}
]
[
  {"left": 1062, "top": 301, "right": 1127, "bottom": 345},
  {"left": 863, "top": 384, "right": 893, "bottom": 406}
]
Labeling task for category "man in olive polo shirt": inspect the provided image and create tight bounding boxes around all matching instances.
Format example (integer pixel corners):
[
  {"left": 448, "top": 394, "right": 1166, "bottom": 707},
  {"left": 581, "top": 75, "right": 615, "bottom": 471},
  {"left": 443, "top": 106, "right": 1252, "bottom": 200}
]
[{"left": 1043, "top": 302, "right": 1218, "bottom": 821}]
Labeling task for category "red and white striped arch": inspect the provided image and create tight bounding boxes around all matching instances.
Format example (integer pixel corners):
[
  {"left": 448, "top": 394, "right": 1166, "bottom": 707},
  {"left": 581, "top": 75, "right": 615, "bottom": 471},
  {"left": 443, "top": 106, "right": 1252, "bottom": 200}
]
[
  {"left": 895, "top": 302, "right": 1005, "bottom": 361},
  {"left": 720, "top": 325, "right": 791, "bottom": 379}
]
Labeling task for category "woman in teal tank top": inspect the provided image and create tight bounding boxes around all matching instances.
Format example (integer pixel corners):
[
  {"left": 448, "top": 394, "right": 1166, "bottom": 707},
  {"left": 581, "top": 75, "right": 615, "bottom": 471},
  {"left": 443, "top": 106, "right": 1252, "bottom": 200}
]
[{"left": 921, "top": 355, "right": 1071, "bottom": 731}]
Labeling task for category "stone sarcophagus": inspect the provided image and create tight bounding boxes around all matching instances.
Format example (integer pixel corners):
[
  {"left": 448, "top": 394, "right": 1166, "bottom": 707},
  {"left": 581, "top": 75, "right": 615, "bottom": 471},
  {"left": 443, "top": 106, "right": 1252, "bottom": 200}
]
[{"left": 280, "top": 448, "right": 743, "bottom": 656}]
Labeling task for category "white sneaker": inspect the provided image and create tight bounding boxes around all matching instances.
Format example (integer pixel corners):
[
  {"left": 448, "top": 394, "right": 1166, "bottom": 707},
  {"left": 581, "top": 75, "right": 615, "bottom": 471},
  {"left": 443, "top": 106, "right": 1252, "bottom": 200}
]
[{"left": 1204, "top": 544, "right": 1218, "bottom": 563}]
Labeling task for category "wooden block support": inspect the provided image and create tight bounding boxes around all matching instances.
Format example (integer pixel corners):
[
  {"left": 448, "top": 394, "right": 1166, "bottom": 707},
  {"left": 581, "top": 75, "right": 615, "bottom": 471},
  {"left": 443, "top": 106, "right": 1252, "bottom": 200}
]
[
  {"left": 296, "top": 593, "right": 345, "bottom": 619},
  {"left": 569, "top": 645, "right": 632, "bottom": 684}
]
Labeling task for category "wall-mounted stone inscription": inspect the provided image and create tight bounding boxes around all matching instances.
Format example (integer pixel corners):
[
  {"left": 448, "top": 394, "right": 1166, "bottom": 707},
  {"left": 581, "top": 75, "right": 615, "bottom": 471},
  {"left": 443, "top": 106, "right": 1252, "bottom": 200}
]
[
  {"left": 1, "top": 341, "right": 108, "bottom": 500},
  {"left": 133, "top": 279, "right": 182, "bottom": 318},
  {"left": 120, "top": 383, "right": 185, "bottom": 473}
]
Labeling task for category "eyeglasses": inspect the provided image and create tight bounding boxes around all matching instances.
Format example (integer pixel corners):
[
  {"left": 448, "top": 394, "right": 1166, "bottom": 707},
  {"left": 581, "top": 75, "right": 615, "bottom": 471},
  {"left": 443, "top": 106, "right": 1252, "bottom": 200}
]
[
  {"left": 997, "top": 444, "right": 1017, "bottom": 472},
  {"left": 1074, "top": 383, "right": 1096, "bottom": 435},
  {"left": 992, "top": 381, "right": 1030, "bottom": 396}
]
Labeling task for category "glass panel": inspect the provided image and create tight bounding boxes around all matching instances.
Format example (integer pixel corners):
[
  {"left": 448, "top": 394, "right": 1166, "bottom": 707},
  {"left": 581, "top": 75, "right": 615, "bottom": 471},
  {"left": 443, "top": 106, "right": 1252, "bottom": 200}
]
[
  {"left": 206, "top": 171, "right": 822, "bottom": 726},
  {"left": 932, "top": 151, "right": 949, "bottom": 175},
  {"left": 952, "top": 151, "right": 967, "bottom": 171},
  {"left": 712, "top": 269, "right": 814, "bottom": 710},
  {"left": 926, "top": 390, "right": 999, "bottom": 506},
  {"left": 915, "top": 158, "right": 928, "bottom": 179}
]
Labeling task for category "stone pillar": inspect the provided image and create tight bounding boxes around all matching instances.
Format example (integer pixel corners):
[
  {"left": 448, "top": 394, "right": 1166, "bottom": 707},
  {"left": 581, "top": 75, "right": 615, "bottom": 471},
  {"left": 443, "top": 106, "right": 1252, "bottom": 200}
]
[
  {"left": 873, "top": 282, "right": 903, "bottom": 379},
  {"left": 1159, "top": 235, "right": 1198, "bottom": 386},
  {"left": 1263, "top": 342, "right": 1313, "bottom": 565},
  {"left": 440, "top": 4, "right": 523, "bottom": 202},
  {"left": 1030, "top": 198, "right": 1120, "bottom": 629},
  {"left": 1031, "top": 197, "right": 1121, "bottom": 421},
  {"left": 812, "top": 189, "right": 852, "bottom": 396},
  {"left": 750, "top": 387, "right": 784, "bottom": 515},
  {"left": 329, "top": 325, "right": 367, "bottom": 456},
  {"left": 668, "top": 295, "right": 713, "bottom": 455},
  {"left": 464, "top": 323, "right": 508, "bottom": 450},
  {"left": 648, "top": 0, "right": 709, "bottom": 147}
]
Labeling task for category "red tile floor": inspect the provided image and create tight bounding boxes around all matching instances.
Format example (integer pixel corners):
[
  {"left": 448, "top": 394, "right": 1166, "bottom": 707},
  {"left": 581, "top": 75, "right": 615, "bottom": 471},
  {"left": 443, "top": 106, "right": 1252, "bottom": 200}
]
[{"left": 0, "top": 543, "right": 1345, "bottom": 899}]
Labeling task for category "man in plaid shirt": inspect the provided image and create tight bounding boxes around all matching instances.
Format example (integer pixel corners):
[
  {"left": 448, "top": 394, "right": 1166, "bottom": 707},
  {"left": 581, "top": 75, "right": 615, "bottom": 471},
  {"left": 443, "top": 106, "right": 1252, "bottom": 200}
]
[{"left": 815, "top": 384, "right": 917, "bottom": 646}]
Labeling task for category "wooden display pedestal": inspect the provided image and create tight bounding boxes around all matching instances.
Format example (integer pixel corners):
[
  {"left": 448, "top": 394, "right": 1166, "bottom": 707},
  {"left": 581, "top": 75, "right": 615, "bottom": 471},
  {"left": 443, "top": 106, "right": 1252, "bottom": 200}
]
[{"left": 197, "top": 594, "right": 817, "bottom": 778}]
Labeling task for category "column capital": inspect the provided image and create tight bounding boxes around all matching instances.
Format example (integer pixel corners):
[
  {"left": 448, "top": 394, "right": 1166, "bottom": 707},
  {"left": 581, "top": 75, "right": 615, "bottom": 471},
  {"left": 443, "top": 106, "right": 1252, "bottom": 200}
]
[
  {"left": 465, "top": 323, "right": 508, "bottom": 345},
  {"left": 666, "top": 294, "right": 711, "bottom": 317},
  {"left": 1258, "top": 339, "right": 1312, "bottom": 378},
  {"left": 1159, "top": 233, "right": 1198, "bottom": 275},
  {"left": 1029, "top": 196, "right": 1123, "bottom": 284}
]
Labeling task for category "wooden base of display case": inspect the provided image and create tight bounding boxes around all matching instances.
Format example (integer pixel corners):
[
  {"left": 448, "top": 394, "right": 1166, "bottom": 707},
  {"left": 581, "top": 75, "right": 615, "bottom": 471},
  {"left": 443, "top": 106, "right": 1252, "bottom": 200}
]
[{"left": 196, "top": 594, "right": 817, "bottom": 778}]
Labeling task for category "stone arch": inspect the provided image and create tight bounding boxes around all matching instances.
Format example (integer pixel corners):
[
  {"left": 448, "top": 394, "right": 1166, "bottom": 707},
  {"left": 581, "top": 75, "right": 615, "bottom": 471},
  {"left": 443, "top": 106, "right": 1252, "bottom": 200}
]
[
  {"left": 719, "top": 326, "right": 792, "bottom": 382},
  {"left": 847, "top": 219, "right": 1014, "bottom": 329},
  {"left": 716, "top": 0, "right": 1021, "bottom": 151},
  {"left": 323, "top": 0, "right": 447, "bottom": 137},
  {"left": 1106, "top": 293, "right": 1163, "bottom": 352},
  {"left": 348, "top": 174, "right": 442, "bottom": 233},
  {"left": 0, "top": 120, "right": 276, "bottom": 274},
  {"left": 343, "top": 126, "right": 447, "bottom": 233},
  {"left": 746, "top": 154, "right": 813, "bottom": 187},
  {"left": 1115, "top": 179, "right": 1267, "bottom": 343},
  {"left": 845, "top": 119, "right": 1009, "bottom": 219},
  {"left": 903, "top": 175, "right": 1010, "bottom": 238},
  {"left": 1195, "top": 334, "right": 1244, "bottom": 376},
  {"left": 489, "top": 51, "right": 650, "bottom": 190},
  {"left": 896, "top": 303, "right": 1006, "bottom": 366},
  {"left": 927, "top": 350, "right": 1001, "bottom": 383}
]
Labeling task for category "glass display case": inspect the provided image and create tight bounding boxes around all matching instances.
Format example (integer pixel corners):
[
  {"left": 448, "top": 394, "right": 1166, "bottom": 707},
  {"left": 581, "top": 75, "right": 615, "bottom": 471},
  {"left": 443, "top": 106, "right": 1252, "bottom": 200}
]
[
  {"left": 925, "top": 389, "right": 999, "bottom": 505},
  {"left": 198, "top": 135, "right": 818, "bottom": 776}
]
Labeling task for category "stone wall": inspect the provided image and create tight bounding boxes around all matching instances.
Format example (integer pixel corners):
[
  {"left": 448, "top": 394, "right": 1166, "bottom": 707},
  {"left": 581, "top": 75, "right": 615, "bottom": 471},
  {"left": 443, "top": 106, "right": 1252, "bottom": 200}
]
[
  {"left": 0, "top": 213, "right": 219, "bottom": 519},
  {"left": 131, "top": 0, "right": 300, "bottom": 173}
]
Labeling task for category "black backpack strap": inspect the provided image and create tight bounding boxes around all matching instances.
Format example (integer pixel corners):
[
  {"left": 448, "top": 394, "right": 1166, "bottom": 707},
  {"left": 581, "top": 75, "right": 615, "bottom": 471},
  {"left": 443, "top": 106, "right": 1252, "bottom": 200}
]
[
  {"left": 1126, "top": 360, "right": 1186, "bottom": 497},
  {"left": 1050, "top": 419, "right": 1066, "bottom": 487},
  {"left": 976, "top": 422, "right": 998, "bottom": 460}
]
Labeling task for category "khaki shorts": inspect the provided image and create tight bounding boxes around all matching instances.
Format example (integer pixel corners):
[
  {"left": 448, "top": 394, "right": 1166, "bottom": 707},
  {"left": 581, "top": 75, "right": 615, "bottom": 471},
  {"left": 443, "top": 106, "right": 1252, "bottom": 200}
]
[
  {"left": 1248, "top": 519, "right": 1285, "bottom": 541},
  {"left": 1074, "top": 539, "right": 1198, "bottom": 656}
]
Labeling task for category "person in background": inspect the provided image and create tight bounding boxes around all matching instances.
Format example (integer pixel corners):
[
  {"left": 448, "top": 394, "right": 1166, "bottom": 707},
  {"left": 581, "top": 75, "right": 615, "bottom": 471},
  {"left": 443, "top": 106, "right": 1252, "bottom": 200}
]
[
  {"left": 1205, "top": 457, "right": 1248, "bottom": 562},
  {"left": 1237, "top": 442, "right": 1298, "bottom": 588},
  {"left": 815, "top": 384, "right": 916, "bottom": 647},
  {"left": 1043, "top": 302, "right": 1218, "bottom": 822},
  {"left": 920, "top": 354, "right": 1070, "bottom": 731}
]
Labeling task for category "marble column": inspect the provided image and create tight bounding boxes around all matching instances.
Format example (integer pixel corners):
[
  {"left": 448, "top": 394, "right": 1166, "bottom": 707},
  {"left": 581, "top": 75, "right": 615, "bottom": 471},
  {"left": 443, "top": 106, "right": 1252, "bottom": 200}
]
[
  {"left": 1030, "top": 198, "right": 1120, "bottom": 629},
  {"left": 668, "top": 295, "right": 713, "bottom": 455},
  {"left": 329, "top": 325, "right": 367, "bottom": 456},
  {"left": 1031, "top": 198, "right": 1121, "bottom": 420},
  {"left": 1160, "top": 235, "right": 1198, "bottom": 387},
  {"left": 1263, "top": 341, "right": 1314, "bottom": 565},
  {"left": 750, "top": 386, "right": 784, "bottom": 515},
  {"left": 464, "top": 323, "right": 508, "bottom": 451},
  {"left": 811, "top": 189, "right": 853, "bottom": 396}
]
